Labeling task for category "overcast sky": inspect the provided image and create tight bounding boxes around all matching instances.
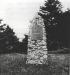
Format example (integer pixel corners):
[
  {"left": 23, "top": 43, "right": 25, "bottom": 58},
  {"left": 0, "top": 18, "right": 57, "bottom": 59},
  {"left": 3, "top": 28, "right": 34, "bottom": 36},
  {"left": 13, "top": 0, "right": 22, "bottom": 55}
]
[{"left": 0, "top": 0, "right": 70, "bottom": 40}]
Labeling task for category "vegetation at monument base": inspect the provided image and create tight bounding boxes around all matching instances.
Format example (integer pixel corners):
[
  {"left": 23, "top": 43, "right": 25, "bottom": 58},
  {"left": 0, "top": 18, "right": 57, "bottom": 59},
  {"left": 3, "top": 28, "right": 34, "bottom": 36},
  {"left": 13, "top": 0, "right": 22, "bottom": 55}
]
[
  {"left": 38, "top": 0, "right": 70, "bottom": 51},
  {"left": 0, "top": 53, "right": 69, "bottom": 75}
]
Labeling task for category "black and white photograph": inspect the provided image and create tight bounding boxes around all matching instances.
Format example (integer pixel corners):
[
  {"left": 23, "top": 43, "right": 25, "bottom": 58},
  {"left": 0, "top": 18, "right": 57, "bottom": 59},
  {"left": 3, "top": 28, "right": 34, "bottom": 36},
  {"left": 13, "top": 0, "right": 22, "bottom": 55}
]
[{"left": 0, "top": 0, "right": 69, "bottom": 75}]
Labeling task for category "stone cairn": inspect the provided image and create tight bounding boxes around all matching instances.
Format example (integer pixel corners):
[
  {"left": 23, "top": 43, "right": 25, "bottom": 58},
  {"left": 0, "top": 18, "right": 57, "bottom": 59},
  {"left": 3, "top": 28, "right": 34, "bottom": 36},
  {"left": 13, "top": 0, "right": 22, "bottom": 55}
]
[{"left": 26, "top": 15, "right": 47, "bottom": 64}]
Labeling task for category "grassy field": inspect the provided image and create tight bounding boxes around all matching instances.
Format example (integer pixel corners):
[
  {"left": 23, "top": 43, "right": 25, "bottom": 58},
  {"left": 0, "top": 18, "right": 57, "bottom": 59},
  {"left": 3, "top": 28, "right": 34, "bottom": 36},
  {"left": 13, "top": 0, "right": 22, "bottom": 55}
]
[{"left": 0, "top": 53, "right": 69, "bottom": 75}]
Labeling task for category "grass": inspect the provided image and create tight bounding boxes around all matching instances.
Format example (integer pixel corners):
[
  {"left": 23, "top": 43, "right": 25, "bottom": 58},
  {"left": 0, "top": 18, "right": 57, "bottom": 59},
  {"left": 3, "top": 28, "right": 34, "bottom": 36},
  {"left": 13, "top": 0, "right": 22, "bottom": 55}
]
[{"left": 0, "top": 53, "right": 69, "bottom": 75}]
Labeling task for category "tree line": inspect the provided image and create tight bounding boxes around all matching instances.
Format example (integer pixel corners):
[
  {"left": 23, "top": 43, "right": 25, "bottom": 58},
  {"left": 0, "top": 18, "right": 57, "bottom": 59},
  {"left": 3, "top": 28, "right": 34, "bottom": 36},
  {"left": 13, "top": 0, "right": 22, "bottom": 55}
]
[
  {"left": 38, "top": 0, "right": 70, "bottom": 51},
  {"left": 0, "top": 20, "right": 28, "bottom": 54}
]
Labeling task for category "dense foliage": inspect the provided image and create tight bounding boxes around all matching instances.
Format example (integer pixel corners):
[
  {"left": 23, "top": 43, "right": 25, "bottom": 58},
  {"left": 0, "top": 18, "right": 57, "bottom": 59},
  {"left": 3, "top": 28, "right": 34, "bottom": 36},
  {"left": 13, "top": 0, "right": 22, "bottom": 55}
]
[
  {"left": 62, "top": 9, "right": 70, "bottom": 48},
  {"left": 0, "top": 20, "right": 28, "bottom": 54},
  {"left": 0, "top": 23, "right": 18, "bottom": 53},
  {"left": 17, "top": 35, "right": 28, "bottom": 54},
  {"left": 38, "top": 0, "right": 70, "bottom": 51}
]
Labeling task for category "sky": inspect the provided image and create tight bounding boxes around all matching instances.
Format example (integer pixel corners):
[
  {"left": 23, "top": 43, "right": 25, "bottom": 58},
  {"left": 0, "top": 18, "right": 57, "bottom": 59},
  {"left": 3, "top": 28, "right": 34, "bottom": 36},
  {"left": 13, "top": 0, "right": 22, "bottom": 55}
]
[{"left": 0, "top": 0, "right": 70, "bottom": 41}]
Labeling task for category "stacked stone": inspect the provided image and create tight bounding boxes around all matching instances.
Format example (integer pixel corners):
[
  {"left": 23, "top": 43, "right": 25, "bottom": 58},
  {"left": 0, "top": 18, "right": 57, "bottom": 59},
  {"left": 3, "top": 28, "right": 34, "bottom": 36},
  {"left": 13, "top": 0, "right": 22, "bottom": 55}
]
[{"left": 26, "top": 15, "right": 47, "bottom": 64}]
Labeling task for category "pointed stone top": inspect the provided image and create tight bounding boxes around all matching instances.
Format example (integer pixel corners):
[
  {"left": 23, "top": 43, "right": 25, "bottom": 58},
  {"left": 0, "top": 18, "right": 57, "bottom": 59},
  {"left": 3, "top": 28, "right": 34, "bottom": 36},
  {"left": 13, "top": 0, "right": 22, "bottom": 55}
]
[{"left": 30, "top": 14, "right": 44, "bottom": 27}]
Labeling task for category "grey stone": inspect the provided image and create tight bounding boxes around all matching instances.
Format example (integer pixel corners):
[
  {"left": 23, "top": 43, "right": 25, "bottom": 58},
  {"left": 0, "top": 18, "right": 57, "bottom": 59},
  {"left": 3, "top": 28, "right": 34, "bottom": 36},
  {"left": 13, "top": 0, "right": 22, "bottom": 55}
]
[{"left": 27, "top": 15, "right": 47, "bottom": 64}]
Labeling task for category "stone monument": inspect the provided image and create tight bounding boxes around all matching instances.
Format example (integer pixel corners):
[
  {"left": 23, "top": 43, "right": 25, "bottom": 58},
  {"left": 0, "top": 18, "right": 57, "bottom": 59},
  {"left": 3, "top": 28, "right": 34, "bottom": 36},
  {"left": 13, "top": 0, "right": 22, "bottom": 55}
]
[{"left": 27, "top": 15, "right": 47, "bottom": 64}]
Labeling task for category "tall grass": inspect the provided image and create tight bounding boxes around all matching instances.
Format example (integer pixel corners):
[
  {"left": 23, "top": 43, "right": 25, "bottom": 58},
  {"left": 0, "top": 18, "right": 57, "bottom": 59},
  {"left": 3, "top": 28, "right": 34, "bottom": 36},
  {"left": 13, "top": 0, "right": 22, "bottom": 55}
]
[{"left": 0, "top": 53, "right": 69, "bottom": 75}]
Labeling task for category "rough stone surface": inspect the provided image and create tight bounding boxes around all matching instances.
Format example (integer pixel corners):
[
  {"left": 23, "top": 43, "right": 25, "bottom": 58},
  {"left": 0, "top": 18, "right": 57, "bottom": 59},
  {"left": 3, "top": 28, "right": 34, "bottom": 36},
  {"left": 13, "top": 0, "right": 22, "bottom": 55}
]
[{"left": 27, "top": 15, "right": 47, "bottom": 64}]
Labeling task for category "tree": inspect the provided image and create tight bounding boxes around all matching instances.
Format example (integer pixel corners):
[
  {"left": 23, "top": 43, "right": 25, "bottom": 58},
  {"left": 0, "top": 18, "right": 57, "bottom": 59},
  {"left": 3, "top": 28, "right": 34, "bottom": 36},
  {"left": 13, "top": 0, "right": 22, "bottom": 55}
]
[
  {"left": 22, "top": 35, "right": 28, "bottom": 54},
  {"left": 62, "top": 9, "right": 70, "bottom": 48},
  {"left": 18, "top": 35, "right": 28, "bottom": 54},
  {"left": 38, "top": 0, "right": 63, "bottom": 50},
  {"left": 0, "top": 20, "right": 19, "bottom": 54}
]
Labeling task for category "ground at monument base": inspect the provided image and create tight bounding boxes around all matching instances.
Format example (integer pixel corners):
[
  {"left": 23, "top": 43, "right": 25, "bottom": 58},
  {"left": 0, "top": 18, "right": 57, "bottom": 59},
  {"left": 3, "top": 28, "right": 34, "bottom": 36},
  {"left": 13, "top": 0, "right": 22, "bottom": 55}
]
[{"left": 0, "top": 53, "right": 69, "bottom": 75}]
